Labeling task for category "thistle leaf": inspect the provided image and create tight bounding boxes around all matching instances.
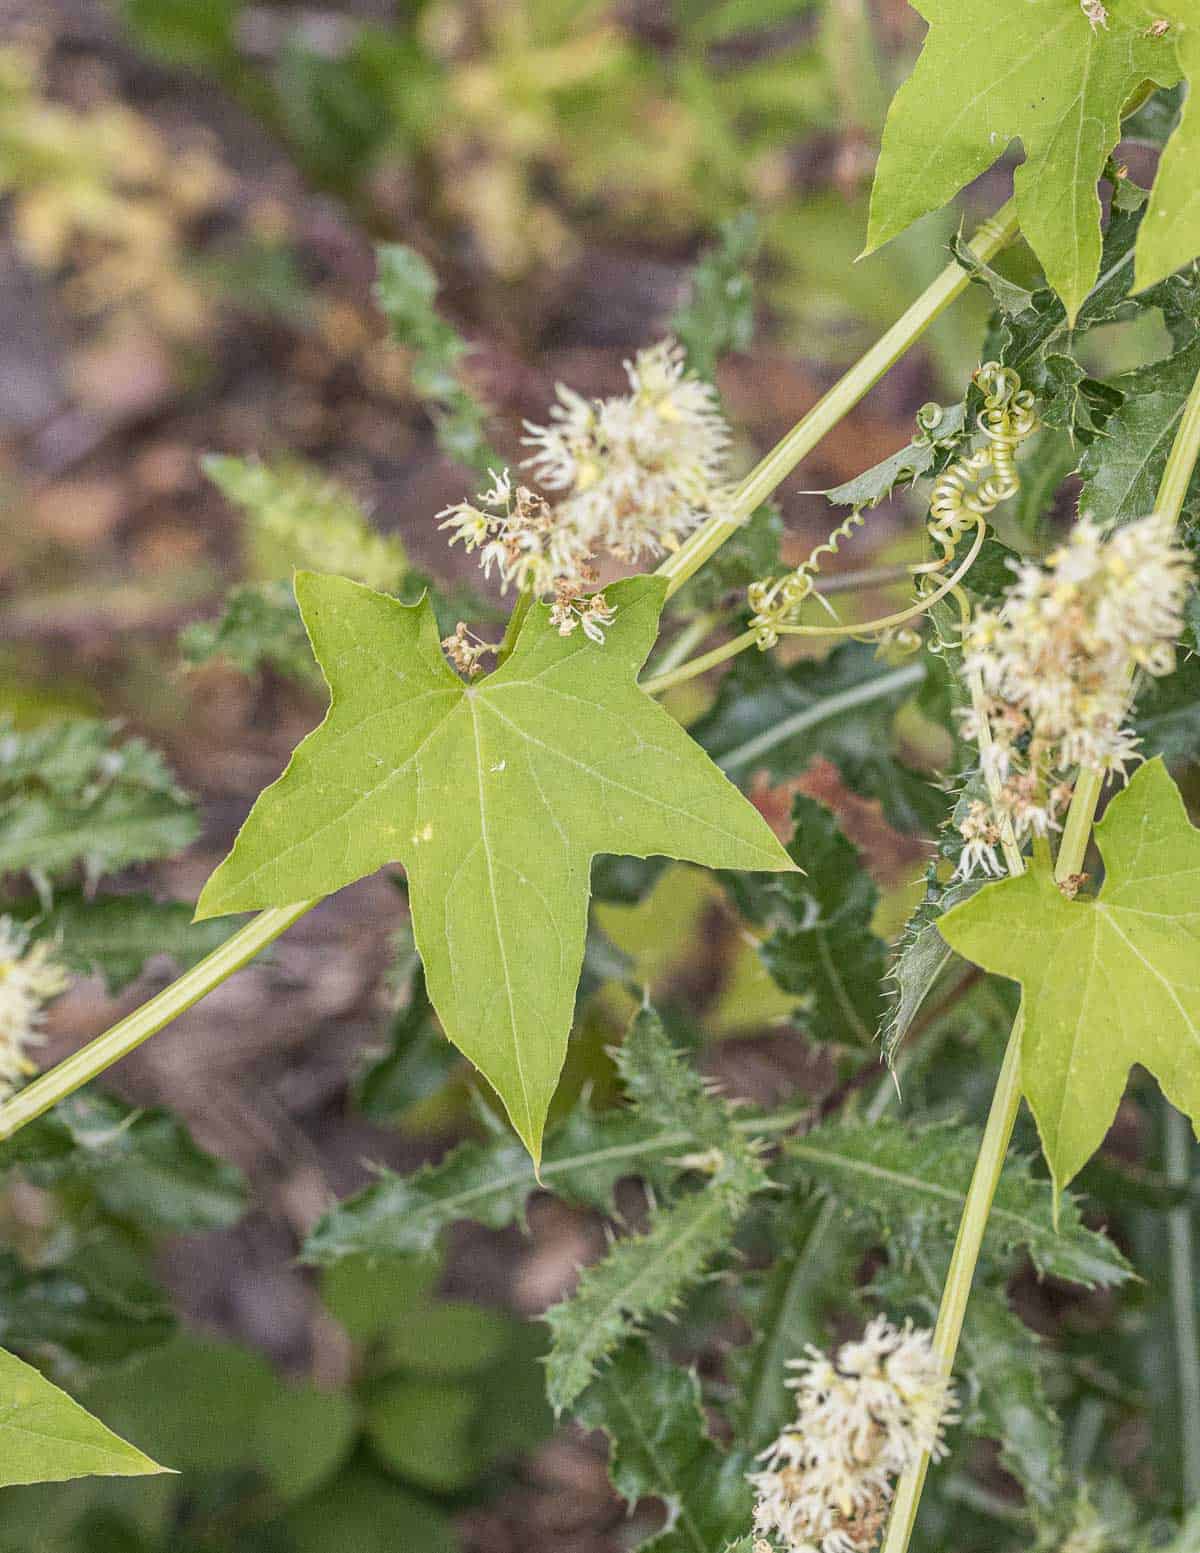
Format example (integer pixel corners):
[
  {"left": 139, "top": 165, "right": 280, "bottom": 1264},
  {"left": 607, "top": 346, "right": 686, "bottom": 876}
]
[
  {"left": 575, "top": 1341, "right": 753, "bottom": 1553},
  {"left": 778, "top": 1117, "right": 1130, "bottom": 1288}
]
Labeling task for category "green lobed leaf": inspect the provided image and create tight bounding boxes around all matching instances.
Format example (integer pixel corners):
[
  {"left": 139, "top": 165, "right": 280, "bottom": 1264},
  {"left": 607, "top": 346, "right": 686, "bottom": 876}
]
[
  {"left": 730, "top": 795, "right": 889, "bottom": 1047},
  {"left": 691, "top": 641, "right": 939, "bottom": 833},
  {"left": 865, "top": 0, "right": 1180, "bottom": 319},
  {"left": 0, "top": 1092, "right": 247, "bottom": 1235},
  {"left": 0, "top": 1346, "right": 164, "bottom": 1488},
  {"left": 1077, "top": 337, "right": 1200, "bottom": 525},
  {"left": 197, "top": 573, "right": 792, "bottom": 1164},
  {"left": 778, "top": 1117, "right": 1131, "bottom": 1288},
  {"left": 204, "top": 455, "right": 407, "bottom": 592},
  {"left": 818, "top": 401, "right": 967, "bottom": 512},
  {"left": 0, "top": 719, "right": 198, "bottom": 891},
  {"left": 575, "top": 1340, "right": 753, "bottom": 1553},
  {"left": 1135, "top": 12, "right": 1200, "bottom": 294},
  {"left": 1135, "top": 650, "right": 1200, "bottom": 763},
  {"left": 3, "top": 891, "right": 236, "bottom": 996},
  {"left": 939, "top": 758, "right": 1200, "bottom": 1191}
]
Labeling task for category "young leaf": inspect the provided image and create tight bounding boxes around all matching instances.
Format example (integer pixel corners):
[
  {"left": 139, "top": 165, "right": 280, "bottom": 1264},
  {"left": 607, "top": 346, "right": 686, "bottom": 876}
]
[
  {"left": 196, "top": 573, "right": 792, "bottom": 1164},
  {"left": 939, "top": 758, "right": 1200, "bottom": 1192},
  {"left": 817, "top": 402, "right": 966, "bottom": 512},
  {"left": 778, "top": 1117, "right": 1131, "bottom": 1288},
  {"left": 3, "top": 891, "right": 236, "bottom": 995},
  {"left": 1136, "top": 13, "right": 1200, "bottom": 293},
  {"left": 575, "top": 1340, "right": 753, "bottom": 1553},
  {"left": 880, "top": 878, "right": 981, "bottom": 1062},
  {"left": 0, "top": 1345, "right": 165, "bottom": 1488},
  {"left": 866, "top": 0, "right": 1180, "bottom": 319},
  {"left": 692, "top": 641, "right": 937, "bottom": 833}
]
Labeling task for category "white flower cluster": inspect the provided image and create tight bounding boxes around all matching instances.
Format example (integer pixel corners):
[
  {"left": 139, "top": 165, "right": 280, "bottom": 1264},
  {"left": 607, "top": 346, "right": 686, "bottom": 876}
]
[
  {"left": 521, "top": 337, "right": 732, "bottom": 563},
  {"left": 957, "top": 513, "right": 1193, "bottom": 875},
  {"left": 0, "top": 919, "right": 68, "bottom": 1101},
  {"left": 437, "top": 339, "right": 732, "bottom": 651},
  {"left": 749, "top": 1317, "right": 958, "bottom": 1553}
]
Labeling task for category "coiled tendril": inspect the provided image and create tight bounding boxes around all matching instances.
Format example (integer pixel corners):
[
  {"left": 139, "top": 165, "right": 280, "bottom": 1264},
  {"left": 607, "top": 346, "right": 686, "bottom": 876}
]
[{"left": 746, "top": 361, "right": 1039, "bottom": 652}]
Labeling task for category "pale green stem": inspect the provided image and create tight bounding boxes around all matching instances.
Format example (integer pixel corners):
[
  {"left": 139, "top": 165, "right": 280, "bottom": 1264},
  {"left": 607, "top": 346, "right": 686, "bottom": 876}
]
[
  {"left": 1165, "top": 1102, "right": 1200, "bottom": 1505},
  {"left": 643, "top": 609, "right": 720, "bottom": 681},
  {"left": 881, "top": 1012, "right": 1025, "bottom": 1552},
  {"left": 0, "top": 902, "right": 316, "bottom": 1142},
  {"left": 641, "top": 628, "right": 758, "bottom": 695},
  {"left": 885, "top": 312, "right": 1200, "bottom": 1553},
  {"left": 654, "top": 200, "right": 1019, "bottom": 599}
]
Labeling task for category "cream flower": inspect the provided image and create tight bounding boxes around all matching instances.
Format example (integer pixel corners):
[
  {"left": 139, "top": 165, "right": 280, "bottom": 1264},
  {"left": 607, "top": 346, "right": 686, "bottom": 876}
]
[{"left": 0, "top": 920, "right": 68, "bottom": 1100}]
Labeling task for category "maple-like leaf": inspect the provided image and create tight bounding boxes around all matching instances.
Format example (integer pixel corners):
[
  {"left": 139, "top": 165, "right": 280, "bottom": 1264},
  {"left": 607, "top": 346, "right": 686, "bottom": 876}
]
[
  {"left": 196, "top": 573, "right": 792, "bottom": 1162},
  {"left": 1135, "top": 6, "right": 1200, "bottom": 294},
  {"left": 939, "top": 759, "right": 1200, "bottom": 1192},
  {"left": 865, "top": 0, "right": 1181, "bottom": 320}
]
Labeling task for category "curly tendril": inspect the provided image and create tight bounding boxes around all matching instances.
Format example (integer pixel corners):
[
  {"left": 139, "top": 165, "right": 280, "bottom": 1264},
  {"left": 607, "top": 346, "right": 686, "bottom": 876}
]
[{"left": 746, "top": 361, "right": 1039, "bottom": 653}]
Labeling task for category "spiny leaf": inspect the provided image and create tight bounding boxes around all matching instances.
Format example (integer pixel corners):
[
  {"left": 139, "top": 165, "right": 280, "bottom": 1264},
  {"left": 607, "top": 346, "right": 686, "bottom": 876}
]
[
  {"left": 866, "top": 0, "right": 1181, "bottom": 319},
  {"left": 0, "top": 719, "right": 197, "bottom": 891},
  {"left": 575, "top": 1340, "right": 753, "bottom": 1553},
  {"left": 880, "top": 877, "right": 982, "bottom": 1064},
  {"left": 817, "top": 401, "right": 966, "bottom": 512},
  {"left": 670, "top": 211, "right": 759, "bottom": 382},
  {"left": 543, "top": 1147, "right": 767, "bottom": 1413},
  {"left": 197, "top": 573, "right": 792, "bottom": 1164},
  {"left": 204, "top": 455, "right": 408, "bottom": 591},
  {"left": 0, "top": 1091, "right": 247, "bottom": 1235},
  {"left": 1077, "top": 336, "right": 1200, "bottom": 525},
  {"left": 728, "top": 1194, "right": 849, "bottom": 1449},
  {"left": 373, "top": 244, "right": 498, "bottom": 477},
  {"left": 0, "top": 1248, "right": 174, "bottom": 1366},
  {"left": 958, "top": 1285, "right": 1066, "bottom": 1516},
  {"left": 2, "top": 891, "right": 236, "bottom": 996},
  {"left": 939, "top": 758, "right": 1200, "bottom": 1192},
  {"left": 0, "top": 1345, "right": 165, "bottom": 1487},
  {"left": 1135, "top": 650, "right": 1200, "bottom": 763},
  {"left": 731, "top": 795, "right": 889, "bottom": 1048},
  {"left": 614, "top": 1005, "right": 733, "bottom": 1142},
  {"left": 777, "top": 1117, "right": 1131, "bottom": 1288},
  {"left": 179, "top": 580, "right": 318, "bottom": 683},
  {"left": 692, "top": 641, "right": 939, "bottom": 833},
  {"left": 303, "top": 1107, "right": 685, "bottom": 1265}
]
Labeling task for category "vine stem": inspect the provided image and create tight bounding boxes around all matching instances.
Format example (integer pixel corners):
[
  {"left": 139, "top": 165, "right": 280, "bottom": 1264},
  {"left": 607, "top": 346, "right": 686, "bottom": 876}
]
[
  {"left": 884, "top": 354, "right": 1200, "bottom": 1553},
  {"left": 0, "top": 902, "right": 315, "bottom": 1141},
  {"left": 654, "top": 199, "right": 1019, "bottom": 599},
  {"left": 1165, "top": 1102, "right": 1200, "bottom": 1504}
]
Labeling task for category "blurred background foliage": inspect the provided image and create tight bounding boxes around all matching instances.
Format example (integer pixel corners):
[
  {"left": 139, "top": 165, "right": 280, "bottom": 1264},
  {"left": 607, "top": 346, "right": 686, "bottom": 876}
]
[{"left": 0, "top": 2, "right": 1196, "bottom": 1551}]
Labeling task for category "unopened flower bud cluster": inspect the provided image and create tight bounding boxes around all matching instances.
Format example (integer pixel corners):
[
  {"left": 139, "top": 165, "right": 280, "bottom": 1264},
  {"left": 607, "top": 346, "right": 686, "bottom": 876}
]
[
  {"left": 437, "top": 339, "right": 732, "bottom": 650},
  {"left": 956, "top": 513, "right": 1192, "bottom": 876},
  {"left": 749, "top": 1317, "right": 958, "bottom": 1553},
  {"left": 0, "top": 920, "right": 68, "bottom": 1101}
]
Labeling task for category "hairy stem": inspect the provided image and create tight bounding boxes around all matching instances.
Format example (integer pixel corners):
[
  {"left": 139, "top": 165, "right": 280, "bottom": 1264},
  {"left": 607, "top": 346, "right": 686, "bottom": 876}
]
[
  {"left": 654, "top": 200, "right": 1019, "bottom": 599},
  {"left": 0, "top": 902, "right": 316, "bottom": 1141}
]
